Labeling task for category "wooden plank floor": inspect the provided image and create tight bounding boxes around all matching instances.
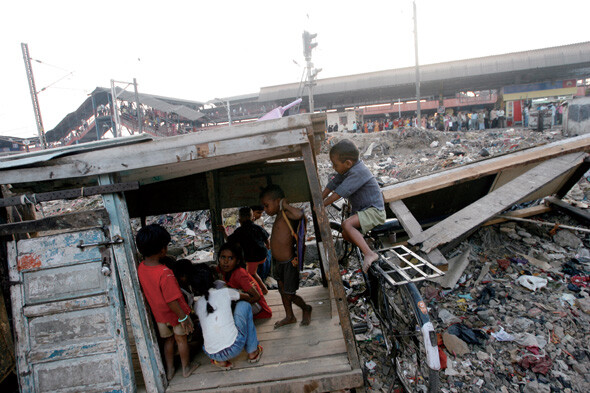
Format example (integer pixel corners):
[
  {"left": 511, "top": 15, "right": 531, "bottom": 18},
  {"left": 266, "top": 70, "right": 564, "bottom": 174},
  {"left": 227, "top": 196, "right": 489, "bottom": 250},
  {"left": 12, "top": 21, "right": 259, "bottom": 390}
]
[{"left": 163, "top": 285, "right": 363, "bottom": 393}]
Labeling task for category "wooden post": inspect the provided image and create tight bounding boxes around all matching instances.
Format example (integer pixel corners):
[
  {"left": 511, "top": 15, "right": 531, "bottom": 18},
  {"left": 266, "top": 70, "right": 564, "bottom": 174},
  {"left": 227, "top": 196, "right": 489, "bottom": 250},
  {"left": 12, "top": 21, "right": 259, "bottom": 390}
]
[
  {"left": 310, "top": 209, "right": 329, "bottom": 287},
  {"left": 301, "top": 143, "right": 360, "bottom": 369},
  {"left": 99, "top": 174, "right": 166, "bottom": 393},
  {"left": 206, "top": 171, "right": 224, "bottom": 255}
]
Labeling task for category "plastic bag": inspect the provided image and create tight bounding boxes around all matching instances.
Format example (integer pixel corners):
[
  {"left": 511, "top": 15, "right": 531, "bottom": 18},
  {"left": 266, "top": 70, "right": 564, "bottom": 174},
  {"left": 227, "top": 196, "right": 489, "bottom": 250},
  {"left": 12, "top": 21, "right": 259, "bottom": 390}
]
[{"left": 516, "top": 275, "right": 548, "bottom": 291}]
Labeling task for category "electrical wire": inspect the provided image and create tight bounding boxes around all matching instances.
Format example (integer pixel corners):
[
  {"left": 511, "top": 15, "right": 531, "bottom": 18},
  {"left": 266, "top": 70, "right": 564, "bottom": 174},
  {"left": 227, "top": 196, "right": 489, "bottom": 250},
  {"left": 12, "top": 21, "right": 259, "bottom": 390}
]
[
  {"left": 37, "top": 71, "right": 75, "bottom": 94},
  {"left": 30, "top": 57, "right": 71, "bottom": 73}
]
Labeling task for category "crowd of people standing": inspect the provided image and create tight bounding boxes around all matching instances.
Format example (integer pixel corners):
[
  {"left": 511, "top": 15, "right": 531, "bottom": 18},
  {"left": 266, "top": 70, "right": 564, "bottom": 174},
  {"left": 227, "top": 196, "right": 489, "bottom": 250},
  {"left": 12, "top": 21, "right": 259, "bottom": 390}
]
[{"left": 334, "top": 104, "right": 563, "bottom": 134}]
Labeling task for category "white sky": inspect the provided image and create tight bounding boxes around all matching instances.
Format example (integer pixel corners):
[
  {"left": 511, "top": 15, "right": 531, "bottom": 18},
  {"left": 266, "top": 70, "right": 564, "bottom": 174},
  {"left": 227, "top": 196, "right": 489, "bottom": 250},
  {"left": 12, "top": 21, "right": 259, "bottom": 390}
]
[{"left": 2, "top": 0, "right": 589, "bottom": 138}]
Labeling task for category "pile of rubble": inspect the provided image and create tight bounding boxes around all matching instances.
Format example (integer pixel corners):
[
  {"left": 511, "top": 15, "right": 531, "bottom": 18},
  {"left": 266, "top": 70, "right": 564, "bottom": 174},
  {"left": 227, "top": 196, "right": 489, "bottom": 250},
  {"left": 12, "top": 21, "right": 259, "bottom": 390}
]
[
  {"left": 319, "top": 127, "right": 563, "bottom": 187},
  {"left": 326, "top": 128, "right": 590, "bottom": 392},
  {"left": 342, "top": 208, "right": 590, "bottom": 393}
]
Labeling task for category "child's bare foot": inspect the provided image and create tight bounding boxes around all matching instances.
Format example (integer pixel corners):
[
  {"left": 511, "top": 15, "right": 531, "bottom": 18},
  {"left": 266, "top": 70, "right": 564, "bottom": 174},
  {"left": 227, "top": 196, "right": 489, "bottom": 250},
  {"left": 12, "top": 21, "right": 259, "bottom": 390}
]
[
  {"left": 274, "top": 316, "right": 296, "bottom": 329},
  {"left": 301, "top": 305, "right": 312, "bottom": 326},
  {"left": 261, "top": 285, "right": 269, "bottom": 295},
  {"left": 182, "top": 361, "right": 200, "bottom": 378},
  {"left": 167, "top": 368, "right": 175, "bottom": 381},
  {"left": 362, "top": 252, "right": 379, "bottom": 273}
]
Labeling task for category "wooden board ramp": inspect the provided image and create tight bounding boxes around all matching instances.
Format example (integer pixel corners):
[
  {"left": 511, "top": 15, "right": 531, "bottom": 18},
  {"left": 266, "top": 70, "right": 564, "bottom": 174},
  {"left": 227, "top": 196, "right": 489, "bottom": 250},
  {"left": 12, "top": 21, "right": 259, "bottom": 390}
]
[{"left": 151, "top": 286, "right": 364, "bottom": 393}]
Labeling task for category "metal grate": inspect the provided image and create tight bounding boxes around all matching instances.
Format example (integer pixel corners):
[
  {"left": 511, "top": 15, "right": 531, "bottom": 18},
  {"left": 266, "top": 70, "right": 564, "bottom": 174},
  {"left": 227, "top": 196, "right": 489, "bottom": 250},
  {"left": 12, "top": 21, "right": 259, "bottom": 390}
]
[{"left": 374, "top": 245, "right": 445, "bottom": 285}]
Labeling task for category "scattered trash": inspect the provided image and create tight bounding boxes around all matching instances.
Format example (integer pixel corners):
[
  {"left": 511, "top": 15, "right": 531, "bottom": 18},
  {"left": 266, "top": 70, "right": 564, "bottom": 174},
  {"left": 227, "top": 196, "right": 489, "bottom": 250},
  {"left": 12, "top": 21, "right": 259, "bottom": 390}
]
[
  {"left": 447, "top": 323, "right": 487, "bottom": 345},
  {"left": 516, "top": 275, "right": 548, "bottom": 291},
  {"left": 438, "top": 308, "right": 461, "bottom": 325},
  {"left": 560, "top": 293, "right": 576, "bottom": 307},
  {"left": 476, "top": 284, "right": 496, "bottom": 305},
  {"left": 491, "top": 328, "right": 515, "bottom": 342}
]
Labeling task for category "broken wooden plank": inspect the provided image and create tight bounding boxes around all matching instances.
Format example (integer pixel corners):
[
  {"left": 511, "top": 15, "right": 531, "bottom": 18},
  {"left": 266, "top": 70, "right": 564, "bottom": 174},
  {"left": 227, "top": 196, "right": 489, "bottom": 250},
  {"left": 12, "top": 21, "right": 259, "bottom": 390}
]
[
  {"left": 0, "top": 182, "right": 139, "bottom": 208},
  {"left": 0, "top": 209, "right": 110, "bottom": 236},
  {"left": 389, "top": 200, "right": 447, "bottom": 266},
  {"left": 382, "top": 134, "right": 590, "bottom": 203},
  {"left": 545, "top": 196, "right": 590, "bottom": 223},
  {"left": 433, "top": 247, "right": 470, "bottom": 288},
  {"left": 483, "top": 205, "right": 552, "bottom": 226},
  {"left": 409, "top": 152, "right": 587, "bottom": 254}
]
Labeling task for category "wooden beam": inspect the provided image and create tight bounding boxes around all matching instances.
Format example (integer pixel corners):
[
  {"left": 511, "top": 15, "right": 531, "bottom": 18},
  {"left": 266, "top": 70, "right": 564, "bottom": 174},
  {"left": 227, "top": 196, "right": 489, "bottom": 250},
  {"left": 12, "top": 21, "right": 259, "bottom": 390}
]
[
  {"left": 545, "top": 196, "right": 590, "bottom": 223},
  {"left": 0, "top": 182, "right": 139, "bottom": 208},
  {"left": 0, "top": 209, "right": 110, "bottom": 236},
  {"left": 409, "top": 152, "right": 587, "bottom": 253},
  {"left": 382, "top": 134, "right": 590, "bottom": 203},
  {"left": 389, "top": 200, "right": 447, "bottom": 266},
  {"left": 206, "top": 171, "right": 224, "bottom": 255},
  {"left": 1, "top": 128, "right": 310, "bottom": 185},
  {"left": 119, "top": 145, "right": 299, "bottom": 186},
  {"left": 301, "top": 143, "right": 361, "bottom": 370},
  {"left": 483, "top": 205, "right": 552, "bottom": 226},
  {"left": 99, "top": 175, "right": 167, "bottom": 393}
]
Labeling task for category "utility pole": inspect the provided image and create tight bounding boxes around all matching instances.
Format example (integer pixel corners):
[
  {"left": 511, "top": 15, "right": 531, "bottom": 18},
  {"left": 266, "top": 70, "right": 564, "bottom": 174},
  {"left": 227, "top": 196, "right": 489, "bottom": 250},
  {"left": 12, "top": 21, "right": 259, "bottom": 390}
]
[
  {"left": 21, "top": 43, "right": 47, "bottom": 149},
  {"left": 413, "top": 0, "right": 422, "bottom": 126},
  {"left": 133, "top": 78, "right": 142, "bottom": 134},
  {"left": 213, "top": 98, "right": 231, "bottom": 125},
  {"left": 110, "top": 79, "right": 122, "bottom": 138},
  {"left": 110, "top": 78, "right": 141, "bottom": 137},
  {"left": 302, "top": 31, "right": 321, "bottom": 113}
]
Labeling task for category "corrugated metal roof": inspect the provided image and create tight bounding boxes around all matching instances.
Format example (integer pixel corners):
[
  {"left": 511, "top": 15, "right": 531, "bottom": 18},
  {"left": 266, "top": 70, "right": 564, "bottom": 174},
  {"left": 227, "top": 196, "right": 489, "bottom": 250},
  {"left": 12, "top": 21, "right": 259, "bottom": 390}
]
[
  {"left": 0, "top": 134, "right": 153, "bottom": 170},
  {"left": 258, "top": 41, "right": 590, "bottom": 102},
  {"left": 109, "top": 88, "right": 205, "bottom": 121}
]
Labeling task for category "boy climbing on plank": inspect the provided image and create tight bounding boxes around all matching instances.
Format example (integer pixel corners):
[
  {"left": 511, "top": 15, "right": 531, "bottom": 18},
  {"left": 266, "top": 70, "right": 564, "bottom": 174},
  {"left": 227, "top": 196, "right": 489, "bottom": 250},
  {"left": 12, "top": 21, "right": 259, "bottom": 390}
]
[
  {"left": 322, "top": 139, "right": 386, "bottom": 273},
  {"left": 260, "top": 184, "right": 312, "bottom": 328},
  {"left": 136, "top": 224, "right": 199, "bottom": 380}
]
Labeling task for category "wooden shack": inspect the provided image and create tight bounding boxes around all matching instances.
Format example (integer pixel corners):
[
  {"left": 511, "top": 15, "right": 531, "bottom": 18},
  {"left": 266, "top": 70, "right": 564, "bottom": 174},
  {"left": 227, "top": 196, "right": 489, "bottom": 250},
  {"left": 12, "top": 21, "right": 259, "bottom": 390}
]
[{"left": 0, "top": 114, "right": 364, "bottom": 393}]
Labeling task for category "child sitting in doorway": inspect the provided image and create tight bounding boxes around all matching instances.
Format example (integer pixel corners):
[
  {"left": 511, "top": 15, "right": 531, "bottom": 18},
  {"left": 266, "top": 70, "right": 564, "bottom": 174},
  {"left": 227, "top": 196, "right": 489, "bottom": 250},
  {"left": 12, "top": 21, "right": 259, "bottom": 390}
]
[
  {"left": 260, "top": 185, "right": 312, "bottom": 328},
  {"left": 193, "top": 263, "right": 263, "bottom": 370},
  {"left": 136, "top": 224, "right": 200, "bottom": 380},
  {"left": 322, "top": 139, "right": 386, "bottom": 272},
  {"left": 227, "top": 207, "right": 270, "bottom": 294},
  {"left": 217, "top": 242, "right": 272, "bottom": 320}
]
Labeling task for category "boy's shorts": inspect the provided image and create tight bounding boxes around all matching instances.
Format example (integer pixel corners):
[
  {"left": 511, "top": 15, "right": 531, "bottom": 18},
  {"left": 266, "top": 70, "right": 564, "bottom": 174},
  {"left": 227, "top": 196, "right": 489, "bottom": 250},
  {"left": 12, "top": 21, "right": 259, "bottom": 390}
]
[
  {"left": 358, "top": 207, "right": 387, "bottom": 235},
  {"left": 157, "top": 320, "right": 191, "bottom": 338},
  {"left": 273, "top": 257, "right": 299, "bottom": 295}
]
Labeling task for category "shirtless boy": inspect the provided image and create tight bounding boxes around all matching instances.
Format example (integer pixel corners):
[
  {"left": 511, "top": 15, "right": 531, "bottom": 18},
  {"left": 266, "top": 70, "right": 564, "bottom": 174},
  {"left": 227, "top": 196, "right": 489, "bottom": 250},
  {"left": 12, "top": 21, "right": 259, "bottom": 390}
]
[{"left": 260, "top": 185, "right": 312, "bottom": 328}]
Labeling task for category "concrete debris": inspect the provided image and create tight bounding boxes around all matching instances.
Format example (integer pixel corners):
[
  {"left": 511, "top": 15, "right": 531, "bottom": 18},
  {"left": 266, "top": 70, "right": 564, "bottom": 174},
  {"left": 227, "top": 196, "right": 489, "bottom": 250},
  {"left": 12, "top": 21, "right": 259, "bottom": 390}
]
[
  {"left": 442, "top": 332, "right": 471, "bottom": 356},
  {"left": 553, "top": 229, "right": 583, "bottom": 249}
]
